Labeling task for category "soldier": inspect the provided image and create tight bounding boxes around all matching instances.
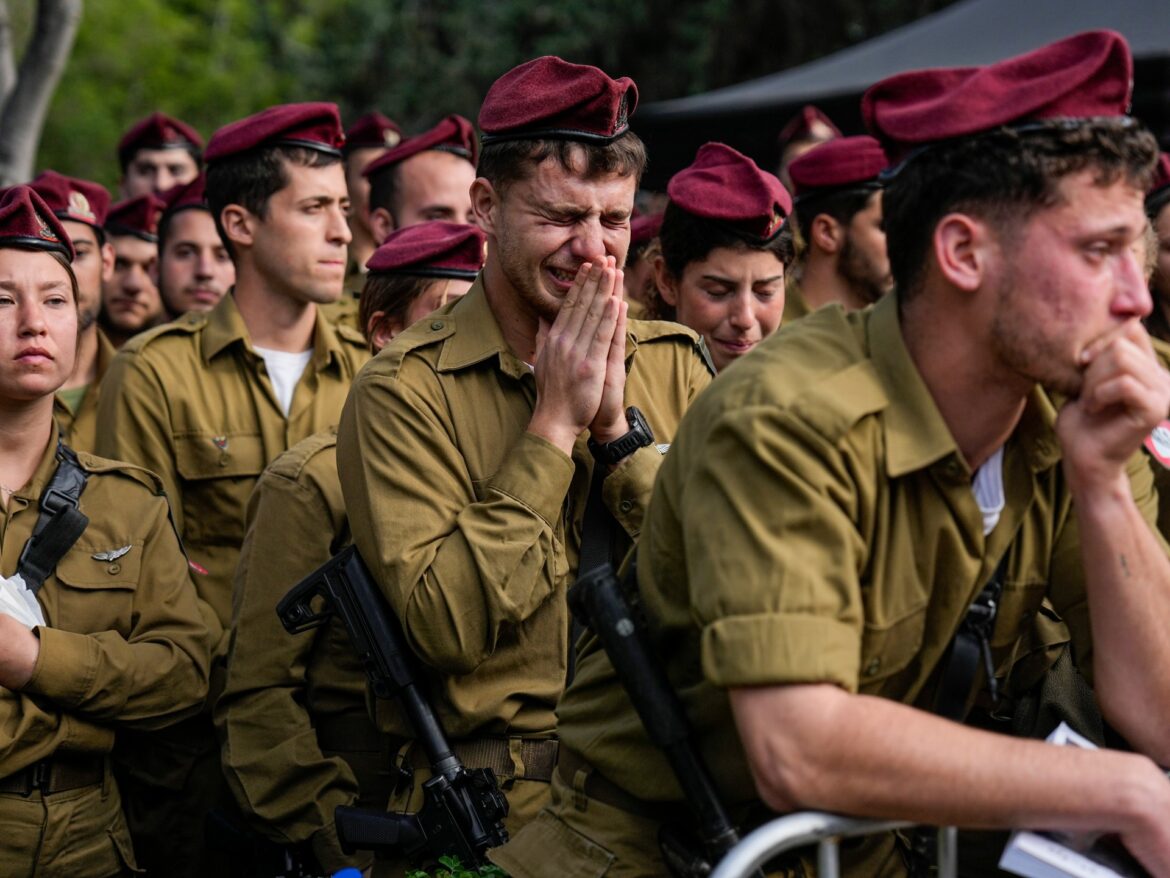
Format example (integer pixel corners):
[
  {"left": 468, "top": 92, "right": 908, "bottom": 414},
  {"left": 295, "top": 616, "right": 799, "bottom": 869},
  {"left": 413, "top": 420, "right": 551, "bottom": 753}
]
[
  {"left": 99, "top": 194, "right": 166, "bottom": 348},
  {"left": 156, "top": 174, "right": 234, "bottom": 318},
  {"left": 1144, "top": 153, "right": 1170, "bottom": 342},
  {"left": 118, "top": 111, "right": 203, "bottom": 198},
  {"left": 496, "top": 31, "right": 1170, "bottom": 876},
  {"left": 27, "top": 171, "right": 116, "bottom": 453},
  {"left": 785, "top": 135, "right": 892, "bottom": 320},
  {"left": 95, "top": 102, "right": 369, "bottom": 877},
  {"left": 216, "top": 222, "right": 484, "bottom": 876},
  {"left": 775, "top": 104, "right": 840, "bottom": 191},
  {"left": 0, "top": 185, "right": 210, "bottom": 878},
  {"left": 651, "top": 143, "right": 792, "bottom": 373},
  {"left": 336, "top": 56, "right": 713, "bottom": 845},
  {"left": 622, "top": 210, "right": 662, "bottom": 318},
  {"left": 343, "top": 111, "right": 402, "bottom": 290}
]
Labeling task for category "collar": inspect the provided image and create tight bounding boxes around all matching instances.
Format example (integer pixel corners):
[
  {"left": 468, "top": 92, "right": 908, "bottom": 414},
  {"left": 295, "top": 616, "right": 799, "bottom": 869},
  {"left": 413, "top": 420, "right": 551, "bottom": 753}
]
[
  {"left": 436, "top": 278, "right": 530, "bottom": 379},
  {"left": 22, "top": 421, "right": 65, "bottom": 503},
  {"left": 201, "top": 291, "right": 348, "bottom": 373}
]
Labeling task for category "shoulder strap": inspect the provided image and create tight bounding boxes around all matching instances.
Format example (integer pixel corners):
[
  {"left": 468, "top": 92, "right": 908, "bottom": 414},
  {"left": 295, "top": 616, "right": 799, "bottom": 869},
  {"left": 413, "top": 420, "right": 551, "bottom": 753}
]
[
  {"left": 16, "top": 442, "right": 91, "bottom": 594},
  {"left": 567, "top": 468, "right": 616, "bottom": 684},
  {"left": 933, "top": 552, "right": 1009, "bottom": 722}
]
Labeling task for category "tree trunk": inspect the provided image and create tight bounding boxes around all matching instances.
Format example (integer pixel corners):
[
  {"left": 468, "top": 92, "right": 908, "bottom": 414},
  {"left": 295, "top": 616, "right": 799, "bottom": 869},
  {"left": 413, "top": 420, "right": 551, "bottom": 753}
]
[
  {"left": 0, "top": 0, "right": 83, "bottom": 186},
  {"left": 0, "top": 1, "right": 16, "bottom": 104}
]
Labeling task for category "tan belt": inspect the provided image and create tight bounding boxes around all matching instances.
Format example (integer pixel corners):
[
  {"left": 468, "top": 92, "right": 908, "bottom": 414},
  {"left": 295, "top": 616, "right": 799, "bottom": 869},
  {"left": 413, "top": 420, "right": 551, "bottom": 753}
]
[
  {"left": 557, "top": 747, "right": 691, "bottom": 822},
  {"left": 453, "top": 736, "right": 558, "bottom": 783},
  {"left": 0, "top": 754, "right": 106, "bottom": 796}
]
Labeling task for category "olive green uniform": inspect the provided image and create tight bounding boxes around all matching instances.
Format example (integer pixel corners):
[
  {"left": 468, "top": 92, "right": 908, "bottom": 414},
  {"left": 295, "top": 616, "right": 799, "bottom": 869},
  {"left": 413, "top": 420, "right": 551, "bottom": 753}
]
[
  {"left": 215, "top": 429, "right": 388, "bottom": 874},
  {"left": 337, "top": 280, "right": 712, "bottom": 839},
  {"left": 494, "top": 295, "right": 1166, "bottom": 877},
  {"left": 53, "top": 329, "right": 116, "bottom": 455},
  {"left": 781, "top": 281, "right": 811, "bottom": 323},
  {"left": 94, "top": 292, "right": 368, "bottom": 877},
  {"left": 0, "top": 424, "right": 211, "bottom": 878}
]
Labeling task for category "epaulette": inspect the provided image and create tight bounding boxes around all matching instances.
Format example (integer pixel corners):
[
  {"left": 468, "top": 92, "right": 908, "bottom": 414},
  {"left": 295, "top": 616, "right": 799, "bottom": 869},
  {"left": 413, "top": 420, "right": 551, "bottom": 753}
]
[
  {"left": 265, "top": 427, "right": 339, "bottom": 482},
  {"left": 118, "top": 311, "right": 207, "bottom": 354},
  {"left": 627, "top": 318, "right": 715, "bottom": 376},
  {"left": 74, "top": 451, "right": 169, "bottom": 497},
  {"left": 371, "top": 314, "right": 458, "bottom": 379},
  {"left": 335, "top": 322, "right": 368, "bottom": 349}
]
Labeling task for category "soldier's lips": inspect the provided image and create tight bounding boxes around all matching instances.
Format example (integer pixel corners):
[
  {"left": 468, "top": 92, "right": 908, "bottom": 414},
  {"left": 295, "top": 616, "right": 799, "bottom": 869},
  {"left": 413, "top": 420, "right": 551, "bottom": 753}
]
[
  {"left": 712, "top": 337, "right": 758, "bottom": 355},
  {"left": 15, "top": 346, "right": 52, "bottom": 363}
]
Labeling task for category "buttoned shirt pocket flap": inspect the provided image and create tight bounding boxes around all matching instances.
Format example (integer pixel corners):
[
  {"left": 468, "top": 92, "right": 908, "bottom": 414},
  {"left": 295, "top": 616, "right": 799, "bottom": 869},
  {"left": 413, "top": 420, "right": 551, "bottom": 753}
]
[
  {"left": 860, "top": 601, "right": 927, "bottom": 686},
  {"left": 52, "top": 545, "right": 141, "bottom": 634},
  {"left": 56, "top": 544, "right": 142, "bottom": 590},
  {"left": 174, "top": 432, "right": 267, "bottom": 480}
]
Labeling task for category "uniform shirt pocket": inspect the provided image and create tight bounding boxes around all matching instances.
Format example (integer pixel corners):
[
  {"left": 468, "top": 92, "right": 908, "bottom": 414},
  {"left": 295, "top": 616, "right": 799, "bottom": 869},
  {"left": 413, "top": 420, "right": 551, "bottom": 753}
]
[
  {"left": 859, "top": 601, "right": 927, "bottom": 687},
  {"left": 173, "top": 432, "right": 267, "bottom": 545},
  {"left": 52, "top": 544, "right": 142, "bottom": 634}
]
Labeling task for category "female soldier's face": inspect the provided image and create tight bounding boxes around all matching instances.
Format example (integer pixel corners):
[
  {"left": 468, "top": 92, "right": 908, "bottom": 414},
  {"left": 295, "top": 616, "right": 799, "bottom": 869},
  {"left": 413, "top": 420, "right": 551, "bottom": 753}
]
[{"left": 0, "top": 249, "right": 78, "bottom": 402}]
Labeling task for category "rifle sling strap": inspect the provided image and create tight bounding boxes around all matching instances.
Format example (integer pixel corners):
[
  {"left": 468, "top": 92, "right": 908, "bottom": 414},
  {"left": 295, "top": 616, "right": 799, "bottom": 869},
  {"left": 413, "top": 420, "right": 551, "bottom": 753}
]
[{"left": 16, "top": 442, "right": 90, "bottom": 595}]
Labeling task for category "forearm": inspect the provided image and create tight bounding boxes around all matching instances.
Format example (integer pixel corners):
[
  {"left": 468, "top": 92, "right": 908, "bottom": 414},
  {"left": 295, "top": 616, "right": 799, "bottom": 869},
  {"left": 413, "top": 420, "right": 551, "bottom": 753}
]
[{"left": 732, "top": 685, "right": 1167, "bottom": 834}]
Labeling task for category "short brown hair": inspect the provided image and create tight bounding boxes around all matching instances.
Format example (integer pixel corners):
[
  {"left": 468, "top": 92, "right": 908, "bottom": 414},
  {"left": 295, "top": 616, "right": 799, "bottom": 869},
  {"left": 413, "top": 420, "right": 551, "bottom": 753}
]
[
  {"left": 476, "top": 132, "right": 647, "bottom": 192},
  {"left": 884, "top": 118, "right": 1158, "bottom": 300},
  {"left": 358, "top": 272, "right": 437, "bottom": 348}
]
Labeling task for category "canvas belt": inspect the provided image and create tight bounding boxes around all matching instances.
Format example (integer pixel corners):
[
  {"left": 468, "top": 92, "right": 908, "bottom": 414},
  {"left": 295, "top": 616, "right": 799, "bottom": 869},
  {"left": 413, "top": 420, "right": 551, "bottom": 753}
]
[
  {"left": 453, "top": 736, "right": 558, "bottom": 783},
  {"left": 0, "top": 753, "right": 106, "bottom": 796},
  {"left": 557, "top": 747, "right": 691, "bottom": 823}
]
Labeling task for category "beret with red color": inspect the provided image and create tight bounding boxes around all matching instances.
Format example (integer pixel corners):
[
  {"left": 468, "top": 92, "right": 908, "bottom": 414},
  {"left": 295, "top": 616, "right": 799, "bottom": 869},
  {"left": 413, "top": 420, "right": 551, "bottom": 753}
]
[
  {"left": 366, "top": 221, "right": 486, "bottom": 279},
  {"left": 205, "top": 102, "right": 345, "bottom": 163},
  {"left": 631, "top": 211, "right": 663, "bottom": 247},
  {"left": 160, "top": 174, "right": 209, "bottom": 220},
  {"left": 863, "top": 30, "right": 1133, "bottom": 165},
  {"left": 106, "top": 194, "right": 166, "bottom": 243},
  {"left": 345, "top": 112, "right": 402, "bottom": 152},
  {"left": 778, "top": 105, "right": 842, "bottom": 148},
  {"left": 1147, "top": 153, "right": 1170, "bottom": 216},
  {"left": 118, "top": 112, "right": 203, "bottom": 167},
  {"left": 29, "top": 170, "right": 111, "bottom": 231},
  {"left": 363, "top": 115, "right": 478, "bottom": 179},
  {"left": 667, "top": 143, "right": 792, "bottom": 243},
  {"left": 479, "top": 56, "right": 638, "bottom": 146},
  {"left": 788, "top": 136, "right": 888, "bottom": 198},
  {"left": 0, "top": 185, "right": 74, "bottom": 261}
]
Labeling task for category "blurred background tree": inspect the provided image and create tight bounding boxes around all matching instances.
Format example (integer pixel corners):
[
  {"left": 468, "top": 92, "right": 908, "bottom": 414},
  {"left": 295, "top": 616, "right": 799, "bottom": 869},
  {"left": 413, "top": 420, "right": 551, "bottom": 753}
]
[{"left": 14, "top": 0, "right": 958, "bottom": 189}]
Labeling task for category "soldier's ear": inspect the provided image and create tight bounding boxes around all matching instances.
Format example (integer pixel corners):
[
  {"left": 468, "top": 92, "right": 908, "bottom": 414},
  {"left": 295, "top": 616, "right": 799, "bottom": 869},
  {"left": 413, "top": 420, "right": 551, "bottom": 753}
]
[
  {"left": 366, "top": 309, "right": 401, "bottom": 354},
  {"left": 370, "top": 207, "right": 396, "bottom": 246},
  {"left": 220, "top": 204, "right": 254, "bottom": 249},
  {"left": 100, "top": 242, "right": 115, "bottom": 283},
  {"left": 811, "top": 214, "right": 841, "bottom": 254},
  {"left": 470, "top": 178, "right": 499, "bottom": 237},
  {"left": 933, "top": 212, "right": 989, "bottom": 294},
  {"left": 652, "top": 254, "right": 678, "bottom": 307}
]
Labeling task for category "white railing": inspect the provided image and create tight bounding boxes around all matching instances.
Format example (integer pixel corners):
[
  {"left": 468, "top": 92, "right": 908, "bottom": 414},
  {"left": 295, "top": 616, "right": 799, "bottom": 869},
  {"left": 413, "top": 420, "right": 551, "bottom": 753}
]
[{"left": 711, "top": 812, "right": 958, "bottom": 878}]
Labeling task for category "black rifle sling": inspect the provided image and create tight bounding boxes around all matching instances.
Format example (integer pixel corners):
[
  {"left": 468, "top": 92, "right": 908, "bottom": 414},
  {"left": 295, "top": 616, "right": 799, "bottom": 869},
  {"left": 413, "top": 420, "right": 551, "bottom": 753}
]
[
  {"left": 933, "top": 552, "right": 1010, "bottom": 722},
  {"left": 568, "top": 468, "right": 614, "bottom": 684},
  {"left": 16, "top": 442, "right": 91, "bottom": 595}
]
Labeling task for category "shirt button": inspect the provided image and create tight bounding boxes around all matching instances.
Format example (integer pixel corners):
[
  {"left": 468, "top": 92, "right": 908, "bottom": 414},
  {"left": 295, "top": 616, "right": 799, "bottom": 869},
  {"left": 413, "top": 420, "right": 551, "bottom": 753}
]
[
  {"left": 864, "top": 657, "right": 881, "bottom": 676},
  {"left": 107, "top": 563, "right": 121, "bottom": 575},
  {"left": 431, "top": 321, "right": 444, "bottom": 331},
  {"left": 619, "top": 500, "right": 634, "bottom": 513},
  {"left": 219, "top": 453, "right": 229, "bottom": 467}
]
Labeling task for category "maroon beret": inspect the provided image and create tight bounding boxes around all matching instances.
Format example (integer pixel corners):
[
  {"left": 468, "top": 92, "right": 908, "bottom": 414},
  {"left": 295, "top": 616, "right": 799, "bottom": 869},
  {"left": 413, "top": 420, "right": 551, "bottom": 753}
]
[
  {"left": 205, "top": 102, "right": 345, "bottom": 163},
  {"left": 363, "top": 115, "right": 478, "bottom": 180},
  {"left": 29, "top": 170, "right": 111, "bottom": 231},
  {"left": 366, "top": 221, "right": 486, "bottom": 279},
  {"left": 0, "top": 186, "right": 74, "bottom": 261},
  {"left": 106, "top": 194, "right": 166, "bottom": 243},
  {"left": 345, "top": 112, "right": 403, "bottom": 152},
  {"left": 1148, "top": 153, "right": 1170, "bottom": 217},
  {"left": 479, "top": 56, "right": 638, "bottom": 146},
  {"left": 667, "top": 143, "right": 792, "bottom": 243},
  {"left": 630, "top": 211, "right": 663, "bottom": 247},
  {"left": 118, "top": 112, "right": 203, "bottom": 168},
  {"left": 788, "top": 136, "right": 888, "bottom": 198},
  {"left": 863, "top": 30, "right": 1133, "bottom": 165},
  {"left": 778, "top": 105, "right": 842, "bottom": 149},
  {"left": 160, "top": 173, "right": 209, "bottom": 220}
]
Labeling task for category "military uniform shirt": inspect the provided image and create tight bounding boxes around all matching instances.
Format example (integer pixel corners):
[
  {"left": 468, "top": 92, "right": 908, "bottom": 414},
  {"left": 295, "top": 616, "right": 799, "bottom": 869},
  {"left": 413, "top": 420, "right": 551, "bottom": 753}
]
[
  {"left": 95, "top": 292, "right": 369, "bottom": 628},
  {"left": 337, "top": 279, "right": 713, "bottom": 740},
  {"left": 215, "top": 428, "right": 377, "bottom": 874},
  {"left": 53, "top": 328, "right": 116, "bottom": 455},
  {"left": 0, "top": 423, "right": 211, "bottom": 772},
  {"left": 557, "top": 295, "right": 1164, "bottom": 815}
]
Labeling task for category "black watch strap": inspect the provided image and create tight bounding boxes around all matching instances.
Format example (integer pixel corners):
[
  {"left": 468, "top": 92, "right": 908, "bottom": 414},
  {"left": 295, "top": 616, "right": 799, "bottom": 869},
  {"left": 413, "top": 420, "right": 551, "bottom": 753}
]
[{"left": 588, "top": 406, "right": 654, "bottom": 466}]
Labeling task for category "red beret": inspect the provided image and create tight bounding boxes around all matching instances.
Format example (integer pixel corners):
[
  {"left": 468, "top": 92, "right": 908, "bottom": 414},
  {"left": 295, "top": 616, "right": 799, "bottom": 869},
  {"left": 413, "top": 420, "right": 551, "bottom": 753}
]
[
  {"left": 366, "top": 221, "right": 486, "bottom": 279},
  {"left": 345, "top": 112, "right": 403, "bottom": 152},
  {"left": 778, "top": 105, "right": 842, "bottom": 149},
  {"left": 160, "top": 174, "right": 209, "bottom": 220},
  {"left": 863, "top": 30, "right": 1133, "bottom": 165},
  {"left": 0, "top": 186, "right": 74, "bottom": 261},
  {"left": 29, "top": 170, "right": 111, "bottom": 231},
  {"left": 788, "top": 136, "right": 888, "bottom": 198},
  {"left": 479, "top": 56, "right": 638, "bottom": 146},
  {"left": 1149, "top": 153, "right": 1170, "bottom": 216},
  {"left": 363, "top": 115, "right": 478, "bottom": 180},
  {"left": 118, "top": 112, "right": 203, "bottom": 168},
  {"left": 205, "top": 102, "right": 345, "bottom": 163},
  {"left": 630, "top": 212, "right": 663, "bottom": 247},
  {"left": 106, "top": 194, "right": 166, "bottom": 243},
  {"left": 667, "top": 143, "right": 792, "bottom": 243}
]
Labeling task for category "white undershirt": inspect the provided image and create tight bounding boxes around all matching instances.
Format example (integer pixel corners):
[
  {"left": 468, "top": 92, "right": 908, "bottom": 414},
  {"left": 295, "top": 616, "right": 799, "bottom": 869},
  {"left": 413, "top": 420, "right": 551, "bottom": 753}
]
[
  {"left": 971, "top": 445, "right": 1006, "bottom": 536},
  {"left": 254, "top": 345, "right": 313, "bottom": 416}
]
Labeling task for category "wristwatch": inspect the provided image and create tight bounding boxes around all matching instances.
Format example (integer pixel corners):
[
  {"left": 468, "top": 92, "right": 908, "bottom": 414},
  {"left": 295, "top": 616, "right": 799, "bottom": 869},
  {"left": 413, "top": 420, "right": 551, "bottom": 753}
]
[{"left": 588, "top": 406, "right": 655, "bottom": 466}]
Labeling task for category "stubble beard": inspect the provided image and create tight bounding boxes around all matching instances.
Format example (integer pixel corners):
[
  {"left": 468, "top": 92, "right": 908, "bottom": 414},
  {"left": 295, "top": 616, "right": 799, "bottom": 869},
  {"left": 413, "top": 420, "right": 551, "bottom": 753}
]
[
  {"left": 839, "top": 232, "right": 891, "bottom": 306},
  {"left": 989, "top": 270, "right": 1083, "bottom": 399},
  {"left": 495, "top": 231, "right": 561, "bottom": 323}
]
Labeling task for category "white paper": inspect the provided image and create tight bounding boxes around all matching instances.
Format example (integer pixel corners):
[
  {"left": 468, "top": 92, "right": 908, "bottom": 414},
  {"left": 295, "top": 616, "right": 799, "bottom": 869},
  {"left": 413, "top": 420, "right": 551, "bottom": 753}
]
[{"left": 0, "top": 573, "right": 46, "bottom": 629}]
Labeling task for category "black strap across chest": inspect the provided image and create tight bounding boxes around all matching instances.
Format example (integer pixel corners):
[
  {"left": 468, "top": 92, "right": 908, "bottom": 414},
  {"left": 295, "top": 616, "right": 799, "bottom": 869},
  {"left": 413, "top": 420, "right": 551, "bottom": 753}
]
[{"left": 16, "top": 442, "right": 90, "bottom": 594}]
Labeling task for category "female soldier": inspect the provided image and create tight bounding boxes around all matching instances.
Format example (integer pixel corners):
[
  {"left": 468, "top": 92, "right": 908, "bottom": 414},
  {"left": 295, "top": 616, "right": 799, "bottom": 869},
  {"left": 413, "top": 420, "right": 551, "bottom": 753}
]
[
  {"left": 215, "top": 221, "right": 485, "bottom": 876},
  {"left": 0, "top": 186, "right": 209, "bottom": 877},
  {"left": 652, "top": 143, "right": 794, "bottom": 373}
]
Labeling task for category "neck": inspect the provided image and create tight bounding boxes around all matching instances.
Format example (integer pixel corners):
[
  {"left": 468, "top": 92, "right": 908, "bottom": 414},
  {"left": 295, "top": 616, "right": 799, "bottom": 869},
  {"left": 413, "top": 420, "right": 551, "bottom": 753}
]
[
  {"left": 349, "top": 233, "right": 376, "bottom": 276},
  {"left": 800, "top": 254, "right": 868, "bottom": 312},
  {"left": 900, "top": 291, "right": 1029, "bottom": 469},
  {"left": 233, "top": 269, "right": 317, "bottom": 353},
  {"left": 481, "top": 262, "right": 539, "bottom": 363},
  {"left": 0, "top": 398, "right": 54, "bottom": 506},
  {"left": 62, "top": 323, "right": 99, "bottom": 391}
]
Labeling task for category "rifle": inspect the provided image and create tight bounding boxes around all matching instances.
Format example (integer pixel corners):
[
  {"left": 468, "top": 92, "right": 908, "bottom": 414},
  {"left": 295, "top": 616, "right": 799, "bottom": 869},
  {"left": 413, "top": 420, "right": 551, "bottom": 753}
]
[{"left": 277, "top": 545, "right": 509, "bottom": 868}]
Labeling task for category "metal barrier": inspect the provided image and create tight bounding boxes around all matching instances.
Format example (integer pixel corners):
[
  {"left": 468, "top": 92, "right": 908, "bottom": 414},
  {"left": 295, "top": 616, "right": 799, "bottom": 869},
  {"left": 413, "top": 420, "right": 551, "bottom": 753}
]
[{"left": 710, "top": 812, "right": 959, "bottom": 878}]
